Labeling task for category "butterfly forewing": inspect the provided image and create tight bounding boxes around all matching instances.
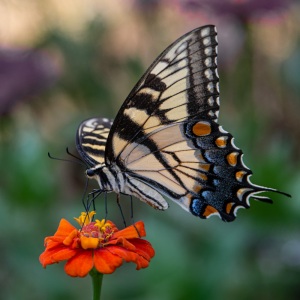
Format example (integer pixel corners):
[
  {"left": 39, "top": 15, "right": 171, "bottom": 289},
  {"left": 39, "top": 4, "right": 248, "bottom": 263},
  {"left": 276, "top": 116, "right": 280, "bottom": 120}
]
[{"left": 106, "top": 25, "right": 220, "bottom": 164}]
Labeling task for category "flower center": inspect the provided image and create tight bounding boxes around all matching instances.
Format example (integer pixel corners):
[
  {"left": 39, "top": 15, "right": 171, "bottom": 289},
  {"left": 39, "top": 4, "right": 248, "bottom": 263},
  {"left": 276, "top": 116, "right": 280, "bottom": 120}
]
[{"left": 79, "top": 220, "right": 114, "bottom": 249}]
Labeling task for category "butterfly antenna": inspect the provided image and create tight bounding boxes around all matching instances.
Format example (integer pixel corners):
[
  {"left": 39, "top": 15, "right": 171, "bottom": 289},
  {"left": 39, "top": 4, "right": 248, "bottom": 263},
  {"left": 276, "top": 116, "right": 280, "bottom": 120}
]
[
  {"left": 129, "top": 195, "right": 141, "bottom": 238},
  {"left": 116, "top": 194, "right": 127, "bottom": 228},
  {"left": 48, "top": 151, "right": 85, "bottom": 167},
  {"left": 66, "top": 147, "right": 85, "bottom": 164}
]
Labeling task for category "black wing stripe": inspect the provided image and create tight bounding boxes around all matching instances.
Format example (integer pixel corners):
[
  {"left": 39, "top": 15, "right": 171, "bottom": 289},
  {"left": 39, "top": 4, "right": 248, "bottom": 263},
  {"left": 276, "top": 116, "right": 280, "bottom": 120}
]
[{"left": 82, "top": 138, "right": 107, "bottom": 145}]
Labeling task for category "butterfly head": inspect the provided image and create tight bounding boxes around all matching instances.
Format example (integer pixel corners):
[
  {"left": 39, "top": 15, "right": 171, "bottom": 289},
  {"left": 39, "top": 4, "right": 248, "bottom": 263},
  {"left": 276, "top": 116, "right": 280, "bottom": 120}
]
[
  {"left": 85, "top": 166, "right": 102, "bottom": 179},
  {"left": 84, "top": 164, "right": 122, "bottom": 194}
]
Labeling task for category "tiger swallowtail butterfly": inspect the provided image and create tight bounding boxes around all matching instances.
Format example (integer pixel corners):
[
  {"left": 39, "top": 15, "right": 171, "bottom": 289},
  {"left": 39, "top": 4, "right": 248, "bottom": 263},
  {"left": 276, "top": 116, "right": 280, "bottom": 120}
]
[{"left": 76, "top": 25, "right": 290, "bottom": 222}]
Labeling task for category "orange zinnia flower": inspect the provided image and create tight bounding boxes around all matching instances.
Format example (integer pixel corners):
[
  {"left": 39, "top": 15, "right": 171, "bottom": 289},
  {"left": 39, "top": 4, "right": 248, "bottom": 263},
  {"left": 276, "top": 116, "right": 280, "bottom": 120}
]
[{"left": 39, "top": 212, "right": 155, "bottom": 277}]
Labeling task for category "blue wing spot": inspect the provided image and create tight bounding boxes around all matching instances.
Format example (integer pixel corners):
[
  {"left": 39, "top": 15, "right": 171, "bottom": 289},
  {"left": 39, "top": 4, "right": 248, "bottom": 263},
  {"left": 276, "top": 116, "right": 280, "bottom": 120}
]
[
  {"left": 201, "top": 190, "right": 214, "bottom": 202},
  {"left": 213, "top": 179, "right": 221, "bottom": 186},
  {"left": 191, "top": 198, "right": 204, "bottom": 216}
]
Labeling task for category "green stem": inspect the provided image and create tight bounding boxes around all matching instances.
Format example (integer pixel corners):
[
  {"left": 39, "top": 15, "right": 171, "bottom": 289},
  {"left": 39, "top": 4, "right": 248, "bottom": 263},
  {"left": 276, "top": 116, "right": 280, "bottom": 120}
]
[{"left": 89, "top": 268, "right": 103, "bottom": 300}]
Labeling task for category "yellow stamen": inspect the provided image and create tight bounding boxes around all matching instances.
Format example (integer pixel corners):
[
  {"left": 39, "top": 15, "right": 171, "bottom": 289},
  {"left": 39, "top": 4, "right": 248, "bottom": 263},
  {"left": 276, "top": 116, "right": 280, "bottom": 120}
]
[
  {"left": 95, "top": 219, "right": 106, "bottom": 230},
  {"left": 74, "top": 211, "right": 96, "bottom": 226}
]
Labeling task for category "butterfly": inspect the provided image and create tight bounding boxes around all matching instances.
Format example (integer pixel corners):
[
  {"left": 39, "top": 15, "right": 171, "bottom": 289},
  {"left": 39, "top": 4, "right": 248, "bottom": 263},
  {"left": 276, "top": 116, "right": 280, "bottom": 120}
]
[{"left": 76, "top": 25, "right": 289, "bottom": 222}]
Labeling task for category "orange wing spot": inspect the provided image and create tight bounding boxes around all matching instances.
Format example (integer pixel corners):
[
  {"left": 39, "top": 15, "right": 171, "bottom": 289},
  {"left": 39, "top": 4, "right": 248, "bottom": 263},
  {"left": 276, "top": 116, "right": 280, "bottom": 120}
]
[
  {"left": 226, "top": 152, "right": 239, "bottom": 166},
  {"left": 203, "top": 205, "right": 218, "bottom": 217},
  {"left": 192, "top": 121, "right": 211, "bottom": 136},
  {"left": 226, "top": 202, "right": 234, "bottom": 214},
  {"left": 199, "top": 163, "right": 210, "bottom": 171},
  {"left": 199, "top": 173, "right": 208, "bottom": 181},
  {"left": 193, "top": 185, "right": 202, "bottom": 193},
  {"left": 215, "top": 136, "right": 227, "bottom": 148},
  {"left": 235, "top": 170, "right": 246, "bottom": 182}
]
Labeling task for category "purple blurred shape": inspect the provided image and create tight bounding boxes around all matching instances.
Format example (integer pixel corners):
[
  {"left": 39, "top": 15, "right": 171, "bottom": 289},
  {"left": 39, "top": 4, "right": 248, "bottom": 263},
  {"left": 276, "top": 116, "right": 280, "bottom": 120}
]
[
  {"left": 0, "top": 49, "right": 60, "bottom": 115},
  {"left": 134, "top": 0, "right": 161, "bottom": 10},
  {"left": 178, "top": 0, "right": 291, "bottom": 22}
]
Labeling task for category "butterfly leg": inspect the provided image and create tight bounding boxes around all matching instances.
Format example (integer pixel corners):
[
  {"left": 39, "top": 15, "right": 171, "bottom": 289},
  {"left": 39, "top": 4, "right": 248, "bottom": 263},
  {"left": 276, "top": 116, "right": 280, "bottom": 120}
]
[
  {"left": 116, "top": 194, "right": 127, "bottom": 227},
  {"left": 104, "top": 192, "right": 108, "bottom": 221},
  {"left": 128, "top": 195, "right": 141, "bottom": 237},
  {"left": 84, "top": 189, "right": 102, "bottom": 214}
]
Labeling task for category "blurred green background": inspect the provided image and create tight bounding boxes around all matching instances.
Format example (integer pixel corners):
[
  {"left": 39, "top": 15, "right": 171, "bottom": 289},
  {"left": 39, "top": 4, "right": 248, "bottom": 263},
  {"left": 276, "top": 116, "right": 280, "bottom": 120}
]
[{"left": 1, "top": 0, "right": 300, "bottom": 299}]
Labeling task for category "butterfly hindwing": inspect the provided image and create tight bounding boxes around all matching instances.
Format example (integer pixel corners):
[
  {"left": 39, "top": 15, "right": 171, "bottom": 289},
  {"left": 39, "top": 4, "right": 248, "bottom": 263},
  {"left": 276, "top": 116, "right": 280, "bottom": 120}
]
[
  {"left": 114, "top": 116, "right": 264, "bottom": 221},
  {"left": 77, "top": 118, "right": 113, "bottom": 167}
]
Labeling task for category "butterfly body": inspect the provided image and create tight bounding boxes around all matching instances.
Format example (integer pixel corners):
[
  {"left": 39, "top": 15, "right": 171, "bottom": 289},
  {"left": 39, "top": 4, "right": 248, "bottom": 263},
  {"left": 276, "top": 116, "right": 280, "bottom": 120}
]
[{"left": 76, "top": 25, "right": 289, "bottom": 222}]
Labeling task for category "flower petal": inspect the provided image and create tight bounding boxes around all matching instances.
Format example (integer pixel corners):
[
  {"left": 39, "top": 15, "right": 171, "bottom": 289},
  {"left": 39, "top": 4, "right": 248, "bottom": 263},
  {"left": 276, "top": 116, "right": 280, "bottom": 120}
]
[
  {"left": 54, "top": 219, "right": 76, "bottom": 237},
  {"left": 106, "top": 245, "right": 138, "bottom": 262},
  {"left": 134, "top": 254, "right": 150, "bottom": 270},
  {"left": 113, "top": 221, "right": 146, "bottom": 239},
  {"left": 63, "top": 229, "right": 78, "bottom": 246},
  {"left": 107, "top": 236, "right": 136, "bottom": 250},
  {"left": 44, "top": 239, "right": 64, "bottom": 250},
  {"left": 105, "top": 244, "right": 153, "bottom": 270},
  {"left": 130, "top": 239, "right": 155, "bottom": 261},
  {"left": 51, "top": 248, "right": 78, "bottom": 262},
  {"left": 106, "top": 220, "right": 119, "bottom": 232},
  {"left": 94, "top": 248, "right": 123, "bottom": 274},
  {"left": 39, "top": 245, "right": 77, "bottom": 267},
  {"left": 64, "top": 250, "right": 93, "bottom": 277}
]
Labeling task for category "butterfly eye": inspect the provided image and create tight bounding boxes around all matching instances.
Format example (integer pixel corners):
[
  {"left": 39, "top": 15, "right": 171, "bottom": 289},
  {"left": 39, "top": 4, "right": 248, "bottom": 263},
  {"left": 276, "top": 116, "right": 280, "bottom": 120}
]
[{"left": 86, "top": 169, "right": 96, "bottom": 178}]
